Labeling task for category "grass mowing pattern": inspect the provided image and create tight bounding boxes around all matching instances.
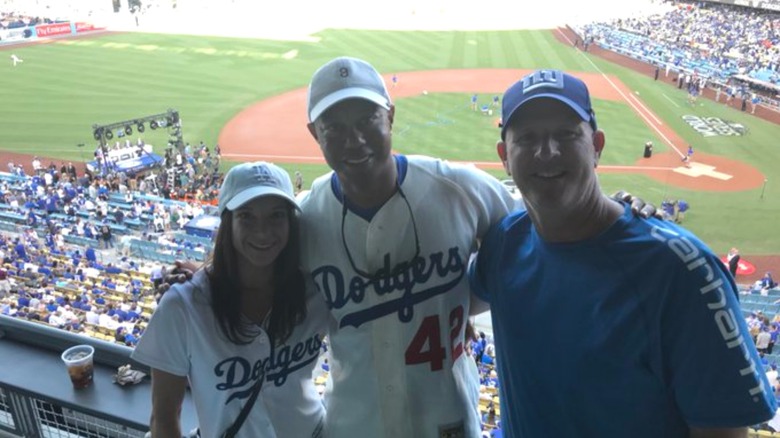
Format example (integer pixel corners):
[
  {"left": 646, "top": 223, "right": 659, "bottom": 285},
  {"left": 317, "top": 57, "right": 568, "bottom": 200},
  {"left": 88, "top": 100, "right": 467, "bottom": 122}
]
[{"left": 1, "top": 29, "right": 777, "bottom": 253}]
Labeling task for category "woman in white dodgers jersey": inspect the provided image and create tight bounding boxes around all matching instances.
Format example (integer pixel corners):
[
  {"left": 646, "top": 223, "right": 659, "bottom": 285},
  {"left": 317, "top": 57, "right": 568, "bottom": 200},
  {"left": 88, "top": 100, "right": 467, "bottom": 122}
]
[{"left": 132, "top": 162, "right": 328, "bottom": 438}]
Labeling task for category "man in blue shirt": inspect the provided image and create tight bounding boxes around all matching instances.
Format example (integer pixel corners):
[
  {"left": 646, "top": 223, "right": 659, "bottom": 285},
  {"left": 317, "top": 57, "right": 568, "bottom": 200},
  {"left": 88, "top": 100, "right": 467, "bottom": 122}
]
[
  {"left": 469, "top": 70, "right": 775, "bottom": 437},
  {"left": 17, "top": 292, "right": 30, "bottom": 308},
  {"left": 44, "top": 233, "right": 55, "bottom": 249},
  {"left": 14, "top": 239, "right": 26, "bottom": 261},
  {"left": 46, "top": 300, "right": 58, "bottom": 313},
  {"left": 85, "top": 247, "right": 96, "bottom": 263},
  {"left": 26, "top": 211, "right": 37, "bottom": 227},
  {"left": 45, "top": 193, "right": 58, "bottom": 215},
  {"left": 64, "top": 185, "right": 77, "bottom": 202}
]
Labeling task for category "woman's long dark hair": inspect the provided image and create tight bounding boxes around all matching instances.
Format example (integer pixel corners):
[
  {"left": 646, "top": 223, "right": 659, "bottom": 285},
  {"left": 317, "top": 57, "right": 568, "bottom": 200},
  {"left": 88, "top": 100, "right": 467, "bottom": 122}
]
[{"left": 205, "top": 204, "right": 307, "bottom": 346}]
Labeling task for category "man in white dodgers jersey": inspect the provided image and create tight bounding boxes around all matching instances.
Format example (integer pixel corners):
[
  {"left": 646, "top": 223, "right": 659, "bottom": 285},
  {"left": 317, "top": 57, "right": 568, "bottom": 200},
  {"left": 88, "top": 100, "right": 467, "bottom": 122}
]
[{"left": 300, "top": 57, "right": 518, "bottom": 437}]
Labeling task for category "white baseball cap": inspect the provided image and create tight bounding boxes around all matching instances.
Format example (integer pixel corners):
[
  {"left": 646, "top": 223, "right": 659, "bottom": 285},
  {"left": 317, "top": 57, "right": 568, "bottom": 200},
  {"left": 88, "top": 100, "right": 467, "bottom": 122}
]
[
  {"left": 307, "top": 57, "right": 392, "bottom": 122},
  {"left": 218, "top": 161, "right": 299, "bottom": 215}
]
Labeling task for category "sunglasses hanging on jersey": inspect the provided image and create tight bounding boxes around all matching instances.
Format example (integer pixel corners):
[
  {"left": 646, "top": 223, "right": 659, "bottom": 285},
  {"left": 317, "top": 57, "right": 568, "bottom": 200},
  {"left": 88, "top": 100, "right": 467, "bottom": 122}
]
[{"left": 340, "top": 184, "right": 421, "bottom": 280}]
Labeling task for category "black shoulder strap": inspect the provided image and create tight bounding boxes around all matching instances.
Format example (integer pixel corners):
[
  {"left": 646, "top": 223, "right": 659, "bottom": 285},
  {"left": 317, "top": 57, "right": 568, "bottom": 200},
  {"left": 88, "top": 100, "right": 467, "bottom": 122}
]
[{"left": 221, "top": 372, "right": 265, "bottom": 438}]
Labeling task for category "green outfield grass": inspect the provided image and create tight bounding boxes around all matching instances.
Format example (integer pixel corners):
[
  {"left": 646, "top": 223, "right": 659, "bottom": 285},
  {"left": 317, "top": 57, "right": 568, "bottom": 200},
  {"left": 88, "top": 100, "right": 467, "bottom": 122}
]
[{"left": 1, "top": 29, "right": 778, "bottom": 253}]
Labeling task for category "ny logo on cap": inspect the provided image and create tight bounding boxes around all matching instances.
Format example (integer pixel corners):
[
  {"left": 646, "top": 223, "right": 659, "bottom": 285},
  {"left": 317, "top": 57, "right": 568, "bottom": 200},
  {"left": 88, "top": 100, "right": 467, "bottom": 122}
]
[
  {"left": 522, "top": 70, "right": 564, "bottom": 94},
  {"left": 252, "top": 164, "right": 279, "bottom": 187}
]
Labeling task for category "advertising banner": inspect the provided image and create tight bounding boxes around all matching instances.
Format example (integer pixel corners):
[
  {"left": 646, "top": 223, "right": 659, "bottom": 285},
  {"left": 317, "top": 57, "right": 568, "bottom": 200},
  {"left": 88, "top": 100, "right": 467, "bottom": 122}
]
[
  {"left": 757, "top": 0, "right": 780, "bottom": 10},
  {"left": 35, "top": 22, "right": 72, "bottom": 38},
  {"left": 704, "top": 0, "right": 780, "bottom": 9},
  {"left": 0, "top": 27, "right": 35, "bottom": 44},
  {"left": 75, "top": 22, "right": 104, "bottom": 33}
]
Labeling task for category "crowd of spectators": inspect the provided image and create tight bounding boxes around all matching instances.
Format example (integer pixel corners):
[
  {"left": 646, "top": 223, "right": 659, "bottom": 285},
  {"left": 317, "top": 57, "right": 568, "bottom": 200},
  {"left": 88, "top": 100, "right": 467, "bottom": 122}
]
[
  {"left": 0, "top": 145, "right": 227, "bottom": 348},
  {"left": 466, "top": 329, "right": 503, "bottom": 437},
  {"left": 1, "top": 0, "right": 101, "bottom": 26},
  {"left": 742, "top": 309, "right": 780, "bottom": 432},
  {"left": 0, "top": 136, "right": 230, "bottom": 343},
  {"left": 0, "top": 227, "right": 159, "bottom": 347},
  {"left": 2, "top": 157, "right": 209, "bottom": 240},
  {"left": 0, "top": 11, "right": 53, "bottom": 29},
  {"left": 579, "top": 1, "right": 780, "bottom": 89}
]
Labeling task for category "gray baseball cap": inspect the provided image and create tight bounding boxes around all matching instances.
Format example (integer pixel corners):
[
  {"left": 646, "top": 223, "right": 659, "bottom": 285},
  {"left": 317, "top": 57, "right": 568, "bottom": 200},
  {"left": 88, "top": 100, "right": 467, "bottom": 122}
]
[
  {"left": 218, "top": 161, "right": 299, "bottom": 215},
  {"left": 307, "top": 57, "right": 392, "bottom": 122}
]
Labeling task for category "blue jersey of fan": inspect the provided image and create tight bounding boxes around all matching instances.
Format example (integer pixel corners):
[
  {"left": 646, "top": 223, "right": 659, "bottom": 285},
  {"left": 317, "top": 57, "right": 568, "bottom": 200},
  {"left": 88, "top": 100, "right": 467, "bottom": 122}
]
[{"left": 469, "top": 203, "right": 776, "bottom": 437}]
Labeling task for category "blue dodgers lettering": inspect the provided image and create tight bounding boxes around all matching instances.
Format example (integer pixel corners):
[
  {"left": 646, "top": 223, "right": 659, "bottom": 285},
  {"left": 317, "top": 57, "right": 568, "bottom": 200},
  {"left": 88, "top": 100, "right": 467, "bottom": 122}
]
[
  {"left": 214, "top": 357, "right": 265, "bottom": 404},
  {"left": 266, "top": 334, "right": 322, "bottom": 386},
  {"left": 214, "top": 334, "right": 323, "bottom": 404},
  {"left": 214, "top": 356, "right": 257, "bottom": 390},
  {"left": 651, "top": 226, "right": 766, "bottom": 400},
  {"left": 311, "top": 247, "right": 465, "bottom": 329}
]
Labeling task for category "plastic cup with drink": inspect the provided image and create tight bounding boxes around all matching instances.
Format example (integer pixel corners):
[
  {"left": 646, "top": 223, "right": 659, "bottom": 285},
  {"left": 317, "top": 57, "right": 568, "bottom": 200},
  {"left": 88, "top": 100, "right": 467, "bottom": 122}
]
[{"left": 61, "top": 345, "right": 95, "bottom": 389}]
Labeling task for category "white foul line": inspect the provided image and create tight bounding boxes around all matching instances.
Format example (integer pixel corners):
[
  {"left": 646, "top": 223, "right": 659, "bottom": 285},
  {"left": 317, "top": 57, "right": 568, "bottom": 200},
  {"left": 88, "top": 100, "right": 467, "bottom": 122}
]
[
  {"left": 555, "top": 28, "right": 685, "bottom": 158},
  {"left": 557, "top": 28, "right": 574, "bottom": 45},
  {"left": 600, "top": 165, "right": 673, "bottom": 171},
  {"left": 662, "top": 93, "right": 681, "bottom": 108},
  {"left": 627, "top": 92, "right": 662, "bottom": 125}
]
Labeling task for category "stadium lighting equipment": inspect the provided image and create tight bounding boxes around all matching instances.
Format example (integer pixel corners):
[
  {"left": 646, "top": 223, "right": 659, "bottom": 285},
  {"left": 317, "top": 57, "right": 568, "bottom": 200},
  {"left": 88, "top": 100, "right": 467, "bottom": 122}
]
[
  {"left": 150, "top": 120, "right": 158, "bottom": 130},
  {"left": 93, "top": 128, "right": 102, "bottom": 140},
  {"left": 137, "top": 122, "right": 145, "bottom": 133},
  {"left": 124, "top": 125, "right": 133, "bottom": 136},
  {"left": 105, "top": 130, "right": 113, "bottom": 140}
]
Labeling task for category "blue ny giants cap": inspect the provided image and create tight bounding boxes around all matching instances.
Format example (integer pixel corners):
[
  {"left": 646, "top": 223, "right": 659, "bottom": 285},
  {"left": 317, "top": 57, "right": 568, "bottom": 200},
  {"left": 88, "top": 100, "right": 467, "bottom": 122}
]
[{"left": 500, "top": 70, "right": 597, "bottom": 140}]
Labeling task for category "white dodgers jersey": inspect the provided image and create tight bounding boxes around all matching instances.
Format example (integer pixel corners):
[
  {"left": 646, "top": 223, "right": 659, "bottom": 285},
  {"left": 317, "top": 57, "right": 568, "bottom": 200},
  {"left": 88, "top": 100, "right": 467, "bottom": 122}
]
[{"left": 300, "top": 155, "right": 516, "bottom": 438}]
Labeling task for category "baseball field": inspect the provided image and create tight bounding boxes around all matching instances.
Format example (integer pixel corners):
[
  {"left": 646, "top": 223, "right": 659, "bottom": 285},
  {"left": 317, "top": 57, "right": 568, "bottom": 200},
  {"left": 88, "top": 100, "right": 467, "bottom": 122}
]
[{"left": 1, "top": 28, "right": 778, "bottom": 274}]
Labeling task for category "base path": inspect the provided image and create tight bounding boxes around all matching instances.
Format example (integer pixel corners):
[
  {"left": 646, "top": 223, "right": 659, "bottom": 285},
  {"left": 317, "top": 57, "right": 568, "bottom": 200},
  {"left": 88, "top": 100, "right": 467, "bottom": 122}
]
[{"left": 219, "top": 69, "right": 764, "bottom": 192}]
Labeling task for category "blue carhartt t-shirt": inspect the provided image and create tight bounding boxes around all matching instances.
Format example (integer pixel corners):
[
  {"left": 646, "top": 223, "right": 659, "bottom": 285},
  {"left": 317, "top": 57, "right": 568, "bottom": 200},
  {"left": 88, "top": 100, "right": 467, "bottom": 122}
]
[{"left": 469, "top": 203, "right": 776, "bottom": 437}]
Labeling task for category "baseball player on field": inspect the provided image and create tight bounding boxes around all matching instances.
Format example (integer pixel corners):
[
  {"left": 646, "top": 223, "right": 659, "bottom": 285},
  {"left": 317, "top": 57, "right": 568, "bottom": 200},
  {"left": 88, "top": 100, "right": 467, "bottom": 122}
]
[{"left": 10, "top": 54, "right": 23, "bottom": 67}]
